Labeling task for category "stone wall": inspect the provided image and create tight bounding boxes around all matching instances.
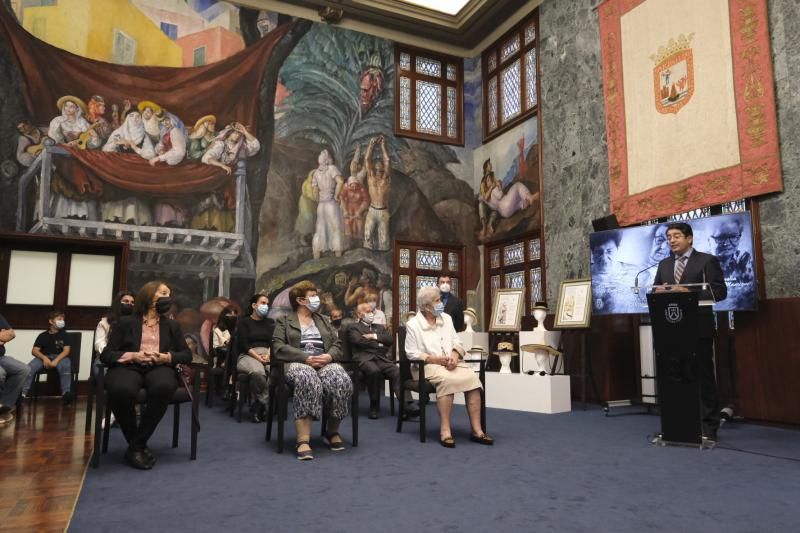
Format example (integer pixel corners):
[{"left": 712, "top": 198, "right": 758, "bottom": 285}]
[{"left": 538, "top": 0, "right": 800, "bottom": 303}]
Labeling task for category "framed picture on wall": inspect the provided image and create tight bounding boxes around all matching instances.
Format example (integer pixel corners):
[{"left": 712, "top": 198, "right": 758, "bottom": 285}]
[
  {"left": 554, "top": 279, "right": 592, "bottom": 329},
  {"left": 489, "top": 288, "right": 524, "bottom": 331}
]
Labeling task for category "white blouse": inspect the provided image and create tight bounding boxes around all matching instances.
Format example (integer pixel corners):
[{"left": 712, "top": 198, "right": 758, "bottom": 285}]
[
  {"left": 404, "top": 312, "right": 464, "bottom": 361},
  {"left": 94, "top": 317, "right": 110, "bottom": 354},
  {"left": 212, "top": 327, "right": 231, "bottom": 349}
]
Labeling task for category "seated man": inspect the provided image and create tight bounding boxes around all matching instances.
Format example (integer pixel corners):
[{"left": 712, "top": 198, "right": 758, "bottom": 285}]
[
  {"left": 346, "top": 302, "right": 400, "bottom": 419},
  {"left": 22, "top": 310, "right": 73, "bottom": 405},
  {"left": 0, "top": 313, "right": 31, "bottom": 425}
]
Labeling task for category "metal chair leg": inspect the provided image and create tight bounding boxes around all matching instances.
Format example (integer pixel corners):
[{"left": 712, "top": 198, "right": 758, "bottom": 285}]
[
  {"left": 102, "top": 402, "right": 111, "bottom": 453},
  {"left": 85, "top": 377, "right": 95, "bottom": 435}
]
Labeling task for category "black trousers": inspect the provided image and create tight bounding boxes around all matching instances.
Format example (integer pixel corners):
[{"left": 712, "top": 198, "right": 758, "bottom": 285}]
[
  {"left": 357, "top": 359, "right": 400, "bottom": 406},
  {"left": 105, "top": 365, "right": 179, "bottom": 448},
  {"left": 697, "top": 338, "right": 720, "bottom": 434}
]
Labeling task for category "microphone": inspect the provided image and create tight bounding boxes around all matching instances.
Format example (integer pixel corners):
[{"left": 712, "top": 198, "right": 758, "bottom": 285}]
[
  {"left": 702, "top": 265, "right": 717, "bottom": 302},
  {"left": 633, "top": 263, "right": 660, "bottom": 294}
]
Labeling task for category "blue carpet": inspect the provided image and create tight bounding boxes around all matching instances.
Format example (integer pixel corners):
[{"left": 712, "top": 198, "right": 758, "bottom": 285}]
[{"left": 70, "top": 397, "right": 800, "bottom": 532}]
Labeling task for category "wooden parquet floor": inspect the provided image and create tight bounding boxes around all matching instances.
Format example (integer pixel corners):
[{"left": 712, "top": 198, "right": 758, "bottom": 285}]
[{"left": 0, "top": 399, "right": 93, "bottom": 533}]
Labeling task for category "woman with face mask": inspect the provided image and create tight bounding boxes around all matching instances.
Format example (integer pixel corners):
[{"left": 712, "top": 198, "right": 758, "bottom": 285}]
[
  {"left": 273, "top": 280, "right": 353, "bottom": 460},
  {"left": 235, "top": 294, "right": 275, "bottom": 422},
  {"left": 94, "top": 291, "right": 136, "bottom": 363},
  {"left": 100, "top": 281, "right": 191, "bottom": 470},
  {"left": 404, "top": 286, "right": 492, "bottom": 448}
]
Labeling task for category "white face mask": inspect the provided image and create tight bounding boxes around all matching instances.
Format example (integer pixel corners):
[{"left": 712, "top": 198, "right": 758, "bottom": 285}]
[
  {"left": 256, "top": 304, "right": 269, "bottom": 317},
  {"left": 54, "top": 319, "right": 65, "bottom": 330},
  {"left": 439, "top": 283, "right": 451, "bottom": 294},
  {"left": 362, "top": 312, "right": 374, "bottom": 325},
  {"left": 433, "top": 302, "right": 445, "bottom": 316},
  {"left": 305, "top": 296, "right": 321, "bottom": 313}
]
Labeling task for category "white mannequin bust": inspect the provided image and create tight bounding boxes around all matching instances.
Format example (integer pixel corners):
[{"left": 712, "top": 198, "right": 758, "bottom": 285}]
[
  {"left": 463, "top": 307, "right": 477, "bottom": 333},
  {"left": 529, "top": 304, "right": 558, "bottom": 374}
]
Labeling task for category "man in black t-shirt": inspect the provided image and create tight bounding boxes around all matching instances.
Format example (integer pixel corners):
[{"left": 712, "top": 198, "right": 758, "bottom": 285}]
[
  {"left": 22, "top": 310, "right": 73, "bottom": 404},
  {"left": 0, "top": 313, "right": 31, "bottom": 424}
]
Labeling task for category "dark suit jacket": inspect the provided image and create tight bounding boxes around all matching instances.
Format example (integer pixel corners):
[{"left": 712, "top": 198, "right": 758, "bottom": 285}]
[
  {"left": 346, "top": 321, "right": 394, "bottom": 364},
  {"left": 653, "top": 249, "right": 727, "bottom": 337},
  {"left": 272, "top": 312, "right": 343, "bottom": 364},
  {"left": 442, "top": 293, "right": 465, "bottom": 332},
  {"left": 100, "top": 315, "right": 192, "bottom": 366}
]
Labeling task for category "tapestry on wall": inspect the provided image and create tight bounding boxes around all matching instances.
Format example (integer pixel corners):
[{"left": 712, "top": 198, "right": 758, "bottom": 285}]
[{"left": 598, "top": 0, "right": 782, "bottom": 225}]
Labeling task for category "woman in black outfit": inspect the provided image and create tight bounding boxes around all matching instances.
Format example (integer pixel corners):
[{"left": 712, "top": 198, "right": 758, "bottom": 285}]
[
  {"left": 236, "top": 293, "right": 275, "bottom": 422},
  {"left": 101, "top": 280, "right": 191, "bottom": 470}
]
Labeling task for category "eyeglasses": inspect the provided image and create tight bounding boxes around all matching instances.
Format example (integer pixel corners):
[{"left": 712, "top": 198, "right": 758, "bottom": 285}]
[{"left": 711, "top": 235, "right": 740, "bottom": 245}]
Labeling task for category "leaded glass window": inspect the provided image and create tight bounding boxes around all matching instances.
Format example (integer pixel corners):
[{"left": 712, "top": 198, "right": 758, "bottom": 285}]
[
  {"left": 504, "top": 242, "right": 524, "bottom": 266},
  {"left": 501, "top": 60, "right": 522, "bottom": 123},
  {"left": 416, "top": 276, "right": 438, "bottom": 289},
  {"left": 399, "top": 77, "right": 411, "bottom": 130},
  {"left": 451, "top": 278, "right": 459, "bottom": 295},
  {"left": 447, "top": 87, "right": 457, "bottom": 138},
  {"left": 490, "top": 275, "right": 501, "bottom": 298},
  {"left": 400, "top": 52, "right": 411, "bottom": 71},
  {"left": 525, "top": 49, "right": 537, "bottom": 109},
  {"left": 505, "top": 270, "right": 524, "bottom": 289},
  {"left": 668, "top": 207, "right": 711, "bottom": 221},
  {"left": 530, "top": 267, "right": 542, "bottom": 307},
  {"left": 399, "top": 248, "right": 410, "bottom": 268},
  {"left": 487, "top": 52, "right": 497, "bottom": 73},
  {"left": 416, "top": 81, "right": 442, "bottom": 135},
  {"left": 416, "top": 249, "right": 443, "bottom": 270},
  {"left": 500, "top": 35, "right": 521, "bottom": 63},
  {"left": 448, "top": 252, "right": 459, "bottom": 272},
  {"left": 447, "top": 63, "right": 457, "bottom": 81},
  {"left": 487, "top": 76, "right": 498, "bottom": 131},
  {"left": 524, "top": 21, "right": 536, "bottom": 45},
  {"left": 399, "top": 275, "right": 410, "bottom": 317},
  {"left": 415, "top": 56, "right": 441, "bottom": 77},
  {"left": 490, "top": 248, "right": 501, "bottom": 269},
  {"left": 528, "top": 238, "right": 541, "bottom": 261},
  {"left": 722, "top": 199, "right": 746, "bottom": 213}
]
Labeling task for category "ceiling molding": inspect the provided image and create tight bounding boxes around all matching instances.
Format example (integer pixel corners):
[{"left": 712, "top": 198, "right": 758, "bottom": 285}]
[{"left": 235, "top": 0, "right": 541, "bottom": 57}]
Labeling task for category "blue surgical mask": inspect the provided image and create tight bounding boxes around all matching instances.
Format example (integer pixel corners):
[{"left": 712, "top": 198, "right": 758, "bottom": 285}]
[
  {"left": 256, "top": 304, "right": 269, "bottom": 317},
  {"left": 433, "top": 302, "right": 445, "bottom": 316},
  {"left": 55, "top": 319, "right": 65, "bottom": 330},
  {"left": 305, "top": 296, "right": 321, "bottom": 313},
  {"left": 369, "top": 301, "right": 377, "bottom": 310}
]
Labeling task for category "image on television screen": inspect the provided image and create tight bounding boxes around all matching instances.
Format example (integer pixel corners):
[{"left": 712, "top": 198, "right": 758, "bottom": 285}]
[{"left": 589, "top": 212, "right": 756, "bottom": 315}]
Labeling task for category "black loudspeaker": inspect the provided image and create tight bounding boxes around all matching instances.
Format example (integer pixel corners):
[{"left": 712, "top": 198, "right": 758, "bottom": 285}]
[{"left": 591, "top": 214, "right": 619, "bottom": 232}]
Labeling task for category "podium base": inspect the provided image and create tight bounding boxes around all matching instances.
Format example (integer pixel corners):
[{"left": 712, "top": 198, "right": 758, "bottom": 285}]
[{"left": 651, "top": 433, "right": 716, "bottom": 450}]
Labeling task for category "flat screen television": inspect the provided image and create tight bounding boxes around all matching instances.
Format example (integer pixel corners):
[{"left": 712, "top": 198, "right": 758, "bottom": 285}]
[{"left": 589, "top": 212, "right": 756, "bottom": 315}]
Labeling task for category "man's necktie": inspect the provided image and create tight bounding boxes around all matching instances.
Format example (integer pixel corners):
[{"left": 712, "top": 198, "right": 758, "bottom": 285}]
[{"left": 674, "top": 255, "right": 687, "bottom": 283}]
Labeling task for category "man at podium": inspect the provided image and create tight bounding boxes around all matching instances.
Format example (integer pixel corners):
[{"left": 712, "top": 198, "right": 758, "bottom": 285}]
[{"left": 653, "top": 222, "right": 727, "bottom": 440}]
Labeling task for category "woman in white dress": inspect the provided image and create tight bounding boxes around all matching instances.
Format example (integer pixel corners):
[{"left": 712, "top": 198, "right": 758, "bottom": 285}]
[{"left": 404, "top": 286, "right": 493, "bottom": 448}]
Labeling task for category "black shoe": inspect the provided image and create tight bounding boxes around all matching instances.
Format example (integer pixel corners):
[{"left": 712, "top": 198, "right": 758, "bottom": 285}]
[
  {"left": 124, "top": 447, "right": 153, "bottom": 470},
  {"left": 141, "top": 446, "right": 156, "bottom": 467},
  {"left": 368, "top": 407, "right": 379, "bottom": 420},
  {"left": 703, "top": 430, "right": 718, "bottom": 442},
  {"left": 62, "top": 391, "right": 73, "bottom": 406},
  {"left": 405, "top": 401, "right": 420, "bottom": 418},
  {"left": 251, "top": 402, "right": 264, "bottom": 423}
]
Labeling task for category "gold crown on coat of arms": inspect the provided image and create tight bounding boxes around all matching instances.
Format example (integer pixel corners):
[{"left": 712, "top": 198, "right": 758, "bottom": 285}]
[{"left": 650, "top": 32, "right": 695, "bottom": 64}]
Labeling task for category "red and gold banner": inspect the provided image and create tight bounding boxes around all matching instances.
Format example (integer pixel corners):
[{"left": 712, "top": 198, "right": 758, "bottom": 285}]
[{"left": 598, "top": 0, "right": 782, "bottom": 225}]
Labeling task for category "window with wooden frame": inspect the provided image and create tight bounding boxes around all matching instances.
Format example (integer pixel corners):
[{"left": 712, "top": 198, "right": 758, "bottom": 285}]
[
  {"left": 482, "top": 10, "right": 539, "bottom": 141},
  {"left": 394, "top": 45, "right": 464, "bottom": 145},
  {"left": 484, "top": 233, "right": 544, "bottom": 327}
]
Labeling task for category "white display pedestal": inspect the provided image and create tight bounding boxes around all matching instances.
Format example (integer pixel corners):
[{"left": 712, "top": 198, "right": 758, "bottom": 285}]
[
  {"left": 452, "top": 373, "right": 572, "bottom": 414},
  {"left": 457, "top": 331, "right": 488, "bottom": 352},
  {"left": 519, "top": 330, "right": 563, "bottom": 374}
]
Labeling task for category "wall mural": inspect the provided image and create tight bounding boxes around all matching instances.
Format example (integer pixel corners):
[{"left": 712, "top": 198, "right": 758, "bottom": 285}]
[{"left": 0, "top": 1, "right": 483, "bottom": 332}]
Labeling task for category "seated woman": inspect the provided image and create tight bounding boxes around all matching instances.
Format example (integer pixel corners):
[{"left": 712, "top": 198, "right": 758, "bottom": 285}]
[
  {"left": 235, "top": 294, "right": 275, "bottom": 423},
  {"left": 273, "top": 280, "right": 353, "bottom": 460},
  {"left": 94, "top": 290, "right": 136, "bottom": 362},
  {"left": 404, "top": 286, "right": 493, "bottom": 448},
  {"left": 101, "top": 281, "right": 191, "bottom": 470},
  {"left": 212, "top": 304, "right": 238, "bottom": 362}
]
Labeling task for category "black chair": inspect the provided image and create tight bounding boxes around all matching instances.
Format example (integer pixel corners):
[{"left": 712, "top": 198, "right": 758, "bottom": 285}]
[
  {"left": 340, "top": 325, "right": 395, "bottom": 417},
  {"left": 395, "top": 326, "right": 486, "bottom": 442},
  {"left": 91, "top": 362, "right": 201, "bottom": 467},
  {"left": 31, "top": 331, "right": 81, "bottom": 401},
  {"left": 265, "top": 359, "right": 359, "bottom": 453},
  {"left": 205, "top": 323, "right": 228, "bottom": 409}
]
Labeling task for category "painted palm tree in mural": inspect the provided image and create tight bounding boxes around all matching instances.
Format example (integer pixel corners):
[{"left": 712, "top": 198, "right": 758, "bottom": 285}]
[{"left": 275, "top": 24, "right": 402, "bottom": 167}]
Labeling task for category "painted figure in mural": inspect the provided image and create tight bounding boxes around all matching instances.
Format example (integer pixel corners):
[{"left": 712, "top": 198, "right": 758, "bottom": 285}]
[
  {"left": 86, "top": 95, "right": 113, "bottom": 147},
  {"left": 363, "top": 135, "right": 391, "bottom": 251},
  {"left": 340, "top": 145, "right": 370, "bottom": 249},
  {"left": 150, "top": 112, "right": 187, "bottom": 166},
  {"left": 15, "top": 120, "right": 48, "bottom": 167},
  {"left": 478, "top": 158, "right": 538, "bottom": 238},
  {"left": 295, "top": 172, "right": 318, "bottom": 247},
  {"left": 103, "top": 111, "right": 157, "bottom": 159},
  {"left": 310, "top": 149, "right": 345, "bottom": 259},
  {"left": 138, "top": 101, "right": 164, "bottom": 145},
  {"left": 48, "top": 95, "right": 90, "bottom": 145},
  {"left": 344, "top": 269, "right": 379, "bottom": 308},
  {"left": 110, "top": 104, "right": 121, "bottom": 129},
  {"left": 377, "top": 273, "right": 392, "bottom": 325},
  {"left": 201, "top": 122, "right": 261, "bottom": 175},
  {"left": 186, "top": 115, "right": 217, "bottom": 161},
  {"left": 359, "top": 52, "right": 385, "bottom": 113}
]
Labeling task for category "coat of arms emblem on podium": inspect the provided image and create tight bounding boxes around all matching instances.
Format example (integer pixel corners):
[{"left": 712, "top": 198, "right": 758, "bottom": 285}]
[{"left": 651, "top": 33, "right": 695, "bottom": 115}]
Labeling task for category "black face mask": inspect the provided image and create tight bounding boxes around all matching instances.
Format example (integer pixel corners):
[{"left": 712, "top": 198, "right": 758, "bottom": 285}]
[
  {"left": 223, "top": 315, "right": 238, "bottom": 329},
  {"left": 331, "top": 318, "right": 342, "bottom": 328},
  {"left": 120, "top": 303, "right": 134, "bottom": 316},
  {"left": 155, "top": 297, "right": 172, "bottom": 315}
]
